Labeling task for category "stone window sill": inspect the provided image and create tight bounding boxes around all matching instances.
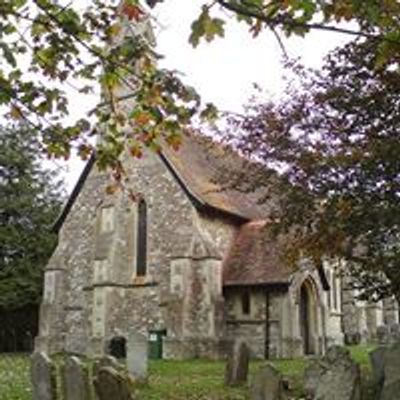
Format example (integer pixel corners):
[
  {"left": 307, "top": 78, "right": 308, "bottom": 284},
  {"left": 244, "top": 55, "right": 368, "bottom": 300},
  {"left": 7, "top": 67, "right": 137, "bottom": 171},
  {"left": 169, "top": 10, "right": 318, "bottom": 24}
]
[{"left": 131, "top": 275, "right": 157, "bottom": 286}]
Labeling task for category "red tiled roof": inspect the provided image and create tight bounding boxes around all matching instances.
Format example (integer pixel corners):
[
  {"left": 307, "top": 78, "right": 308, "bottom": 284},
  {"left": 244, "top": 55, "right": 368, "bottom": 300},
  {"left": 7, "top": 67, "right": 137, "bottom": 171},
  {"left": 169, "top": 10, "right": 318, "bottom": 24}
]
[{"left": 223, "top": 220, "right": 292, "bottom": 287}]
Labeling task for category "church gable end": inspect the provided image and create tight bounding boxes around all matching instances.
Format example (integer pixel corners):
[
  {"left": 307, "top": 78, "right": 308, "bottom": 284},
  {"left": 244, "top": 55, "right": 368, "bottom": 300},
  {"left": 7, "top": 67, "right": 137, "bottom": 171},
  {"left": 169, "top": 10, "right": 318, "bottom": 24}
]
[{"left": 37, "top": 149, "right": 200, "bottom": 355}]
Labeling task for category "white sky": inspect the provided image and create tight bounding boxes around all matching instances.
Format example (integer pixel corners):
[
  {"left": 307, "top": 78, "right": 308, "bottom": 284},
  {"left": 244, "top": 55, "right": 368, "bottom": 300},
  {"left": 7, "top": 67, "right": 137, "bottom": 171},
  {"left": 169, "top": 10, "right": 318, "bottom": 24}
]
[{"left": 62, "top": 1, "right": 352, "bottom": 193}]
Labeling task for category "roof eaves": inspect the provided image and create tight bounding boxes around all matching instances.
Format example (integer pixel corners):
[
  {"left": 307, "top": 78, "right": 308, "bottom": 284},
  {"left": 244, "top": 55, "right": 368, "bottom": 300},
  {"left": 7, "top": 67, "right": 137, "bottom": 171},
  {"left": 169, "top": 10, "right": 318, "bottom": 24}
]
[
  {"left": 51, "top": 154, "right": 96, "bottom": 233},
  {"left": 223, "top": 281, "right": 289, "bottom": 290}
]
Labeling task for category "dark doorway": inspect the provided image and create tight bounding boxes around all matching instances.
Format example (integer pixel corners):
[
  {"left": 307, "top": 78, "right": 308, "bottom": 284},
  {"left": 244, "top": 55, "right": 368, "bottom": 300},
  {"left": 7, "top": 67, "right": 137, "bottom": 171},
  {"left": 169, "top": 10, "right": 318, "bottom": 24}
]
[{"left": 299, "top": 283, "right": 314, "bottom": 355}]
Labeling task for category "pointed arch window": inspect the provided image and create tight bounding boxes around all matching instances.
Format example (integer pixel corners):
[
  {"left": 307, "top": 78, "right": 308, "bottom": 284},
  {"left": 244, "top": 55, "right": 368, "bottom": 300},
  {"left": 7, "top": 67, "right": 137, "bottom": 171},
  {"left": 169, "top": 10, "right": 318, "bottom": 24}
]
[{"left": 136, "top": 199, "right": 147, "bottom": 276}]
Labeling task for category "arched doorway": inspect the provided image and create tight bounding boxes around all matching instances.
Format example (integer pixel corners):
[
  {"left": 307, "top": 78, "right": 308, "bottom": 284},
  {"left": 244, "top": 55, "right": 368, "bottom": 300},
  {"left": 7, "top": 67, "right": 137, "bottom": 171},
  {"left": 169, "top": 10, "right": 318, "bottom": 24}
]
[{"left": 299, "top": 280, "right": 318, "bottom": 355}]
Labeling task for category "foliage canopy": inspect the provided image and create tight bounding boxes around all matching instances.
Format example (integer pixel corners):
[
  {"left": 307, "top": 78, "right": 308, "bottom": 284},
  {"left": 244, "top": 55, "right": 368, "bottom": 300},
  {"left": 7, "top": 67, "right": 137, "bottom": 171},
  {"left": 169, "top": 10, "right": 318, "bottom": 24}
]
[
  {"left": 1, "top": 1, "right": 400, "bottom": 301},
  {"left": 220, "top": 38, "right": 400, "bottom": 301},
  {"left": 0, "top": 0, "right": 399, "bottom": 171},
  {"left": 0, "top": 126, "right": 62, "bottom": 311}
]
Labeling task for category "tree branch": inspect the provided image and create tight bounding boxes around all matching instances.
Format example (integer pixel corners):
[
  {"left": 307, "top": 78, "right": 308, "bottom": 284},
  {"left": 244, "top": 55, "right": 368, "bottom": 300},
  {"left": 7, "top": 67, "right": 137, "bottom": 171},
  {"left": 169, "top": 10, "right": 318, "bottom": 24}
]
[{"left": 216, "top": 0, "right": 400, "bottom": 45}]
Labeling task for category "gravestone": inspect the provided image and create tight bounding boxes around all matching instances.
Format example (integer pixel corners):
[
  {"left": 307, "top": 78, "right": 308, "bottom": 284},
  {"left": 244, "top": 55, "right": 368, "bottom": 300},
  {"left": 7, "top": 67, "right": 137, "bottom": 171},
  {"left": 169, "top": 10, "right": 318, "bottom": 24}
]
[
  {"left": 127, "top": 331, "right": 148, "bottom": 381},
  {"left": 31, "top": 352, "right": 57, "bottom": 400},
  {"left": 94, "top": 355, "right": 127, "bottom": 376},
  {"left": 63, "top": 356, "right": 91, "bottom": 400},
  {"left": 369, "top": 346, "right": 387, "bottom": 400},
  {"left": 224, "top": 340, "right": 250, "bottom": 386},
  {"left": 380, "top": 341, "right": 400, "bottom": 400},
  {"left": 377, "top": 325, "right": 390, "bottom": 345},
  {"left": 304, "top": 346, "right": 361, "bottom": 400},
  {"left": 93, "top": 366, "right": 135, "bottom": 400},
  {"left": 250, "top": 363, "right": 288, "bottom": 400},
  {"left": 389, "top": 324, "right": 400, "bottom": 343}
]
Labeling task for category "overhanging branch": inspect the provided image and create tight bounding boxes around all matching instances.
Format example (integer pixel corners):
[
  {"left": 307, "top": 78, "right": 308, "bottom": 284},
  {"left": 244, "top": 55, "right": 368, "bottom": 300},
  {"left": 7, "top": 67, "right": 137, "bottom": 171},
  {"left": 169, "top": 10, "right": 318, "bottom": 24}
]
[{"left": 216, "top": 0, "right": 400, "bottom": 45}]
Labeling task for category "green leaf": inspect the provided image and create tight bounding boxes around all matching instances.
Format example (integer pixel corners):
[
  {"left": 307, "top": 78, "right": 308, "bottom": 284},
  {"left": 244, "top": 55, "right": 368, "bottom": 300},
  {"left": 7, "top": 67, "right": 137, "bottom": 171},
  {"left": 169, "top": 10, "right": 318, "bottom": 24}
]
[
  {"left": 200, "top": 103, "right": 218, "bottom": 122},
  {"left": 189, "top": 6, "right": 225, "bottom": 48},
  {"left": 0, "top": 43, "right": 17, "bottom": 67}
]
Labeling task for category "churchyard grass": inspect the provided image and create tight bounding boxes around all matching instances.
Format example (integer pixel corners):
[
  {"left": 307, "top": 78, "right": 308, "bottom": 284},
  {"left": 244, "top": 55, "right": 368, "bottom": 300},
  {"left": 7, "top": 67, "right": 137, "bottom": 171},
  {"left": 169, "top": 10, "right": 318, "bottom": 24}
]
[
  {"left": 349, "top": 345, "right": 376, "bottom": 400},
  {"left": 0, "top": 354, "right": 32, "bottom": 400},
  {"left": 0, "top": 345, "right": 374, "bottom": 400}
]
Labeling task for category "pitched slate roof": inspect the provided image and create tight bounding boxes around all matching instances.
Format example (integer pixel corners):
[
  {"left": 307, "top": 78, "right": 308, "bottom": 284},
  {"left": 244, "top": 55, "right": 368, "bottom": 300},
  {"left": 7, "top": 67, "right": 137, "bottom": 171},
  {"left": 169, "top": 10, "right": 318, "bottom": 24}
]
[
  {"left": 53, "top": 133, "right": 275, "bottom": 231},
  {"left": 161, "top": 133, "right": 274, "bottom": 221},
  {"left": 223, "top": 220, "right": 292, "bottom": 287}
]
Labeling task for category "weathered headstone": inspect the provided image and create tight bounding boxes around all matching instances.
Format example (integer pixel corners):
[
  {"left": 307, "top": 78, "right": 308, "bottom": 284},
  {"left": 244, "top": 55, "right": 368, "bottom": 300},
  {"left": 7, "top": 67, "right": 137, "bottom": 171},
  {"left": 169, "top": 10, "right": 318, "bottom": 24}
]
[
  {"left": 224, "top": 340, "right": 250, "bottom": 386},
  {"left": 31, "top": 352, "right": 57, "bottom": 400},
  {"left": 377, "top": 325, "right": 390, "bottom": 345},
  {"left": 93, "top": 366, "right": 135, "bottom": 400},
  {"left": 389, "top": 324, "right": 400, "bottom": 344},
  {"left": 63, "top": 356, "right": 91, "bottom": 400},
  {"left": 250, "top": 363, "right": 288, "bottom": 400},
  {"left": 304, "top": 346, "right": 361, "bottom": 400},
  {"left": 94, "top": 355, "right": 127, "bottom": 376},
  {"left": 380, "top": 341, "right": 400, "bottom": 400},
  {"left": 127, "top": 331, "right": 148, "bottom": 381},
  {"left": 369, "top": 346, "right": 387, "bottom": 400}
]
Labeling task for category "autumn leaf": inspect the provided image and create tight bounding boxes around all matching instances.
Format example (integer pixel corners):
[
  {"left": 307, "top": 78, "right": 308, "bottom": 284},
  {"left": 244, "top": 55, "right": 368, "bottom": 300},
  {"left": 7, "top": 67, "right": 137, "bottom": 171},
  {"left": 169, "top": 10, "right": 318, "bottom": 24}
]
[
  {"left": 106, "top": 23, "right": 122, "bottom": 39},
  {"left": 129, "top": 144, "right": 143, "bottom": 158},
  {"left": 166, "top": 133, "right": 182, "bottom": 151},
  {"left": 105, "top": 183, "right": 119, "bottom": 195},
  {"left": 77, "top": 143, "right": 93, "bottom": 160},
  {"left": 134, "top": 111, "right": 151, "bottom": 125},
  {"left": 10, "top": 104, "right": 23, "bottom": 120},
  {"left": 122, "top": 2, "right": 144, "bottom": 22}
]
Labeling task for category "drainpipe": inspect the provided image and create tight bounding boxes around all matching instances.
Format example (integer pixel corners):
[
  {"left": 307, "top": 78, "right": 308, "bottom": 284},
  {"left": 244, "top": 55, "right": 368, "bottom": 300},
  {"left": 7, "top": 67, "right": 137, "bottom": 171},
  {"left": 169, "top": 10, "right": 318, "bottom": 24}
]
[{"left": 265, "top": 291, "right": 270, "bottom": 359}]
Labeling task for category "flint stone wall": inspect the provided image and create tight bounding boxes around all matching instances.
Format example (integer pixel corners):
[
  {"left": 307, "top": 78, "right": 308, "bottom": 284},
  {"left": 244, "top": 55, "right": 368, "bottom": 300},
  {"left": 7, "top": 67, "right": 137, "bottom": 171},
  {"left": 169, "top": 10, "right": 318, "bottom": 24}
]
[
  {"left": 37, "top": 150, "right": 239, "bottom": 358},
  {"left": 225, "top": 288, "right": 291, "bottom": 359}
]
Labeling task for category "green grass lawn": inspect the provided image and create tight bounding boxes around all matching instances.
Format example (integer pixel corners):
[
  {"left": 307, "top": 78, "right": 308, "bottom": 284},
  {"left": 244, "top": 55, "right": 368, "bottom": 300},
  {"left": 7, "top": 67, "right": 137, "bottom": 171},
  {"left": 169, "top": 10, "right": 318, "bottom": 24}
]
[
  {"left": 0, "top": 354, "right": 32, "bottom": 400},
  {"left": 0, "top": 346, "right": 375, "bottom": 400}
]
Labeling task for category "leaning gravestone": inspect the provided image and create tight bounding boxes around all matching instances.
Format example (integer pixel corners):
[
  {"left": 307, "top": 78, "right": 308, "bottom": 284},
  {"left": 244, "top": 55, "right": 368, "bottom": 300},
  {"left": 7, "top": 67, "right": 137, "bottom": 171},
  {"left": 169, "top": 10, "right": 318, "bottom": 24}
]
[
  {"left": 250, "top": 363, "right": 288, "bottom": 400},
  {"left": 380, "top": 341, "right": 400, "bottom": 400},
  {"left": 31, "top": 352, "right": 57, "bottom": 400},
  {"left": 224, "top": 340, "right": 250, "bottom": 386},
  {"left": 93, "top": 366, "right": 135, "bottom": 400},
  {"left": 304, "top": 345, "right": 361, "bottom": 400},
  {"left": 369, "top": 346, "right": 387, "bottom": 400},
  {"left": 63, "top": 356, "right": 91, "bottom": 400},
  {"left": 127, "top": 331, "right": 148, "bottom": 381}
]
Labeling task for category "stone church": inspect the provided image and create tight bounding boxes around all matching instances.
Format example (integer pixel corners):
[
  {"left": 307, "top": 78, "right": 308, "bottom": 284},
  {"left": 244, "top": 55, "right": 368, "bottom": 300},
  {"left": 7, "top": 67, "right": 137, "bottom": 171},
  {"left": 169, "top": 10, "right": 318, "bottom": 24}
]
[
  {"left": 36, "top": 133, "right": 399, "bottom": 360},
  {"left": 36, "top": 8, "right": 398, "bottom": 360}
]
